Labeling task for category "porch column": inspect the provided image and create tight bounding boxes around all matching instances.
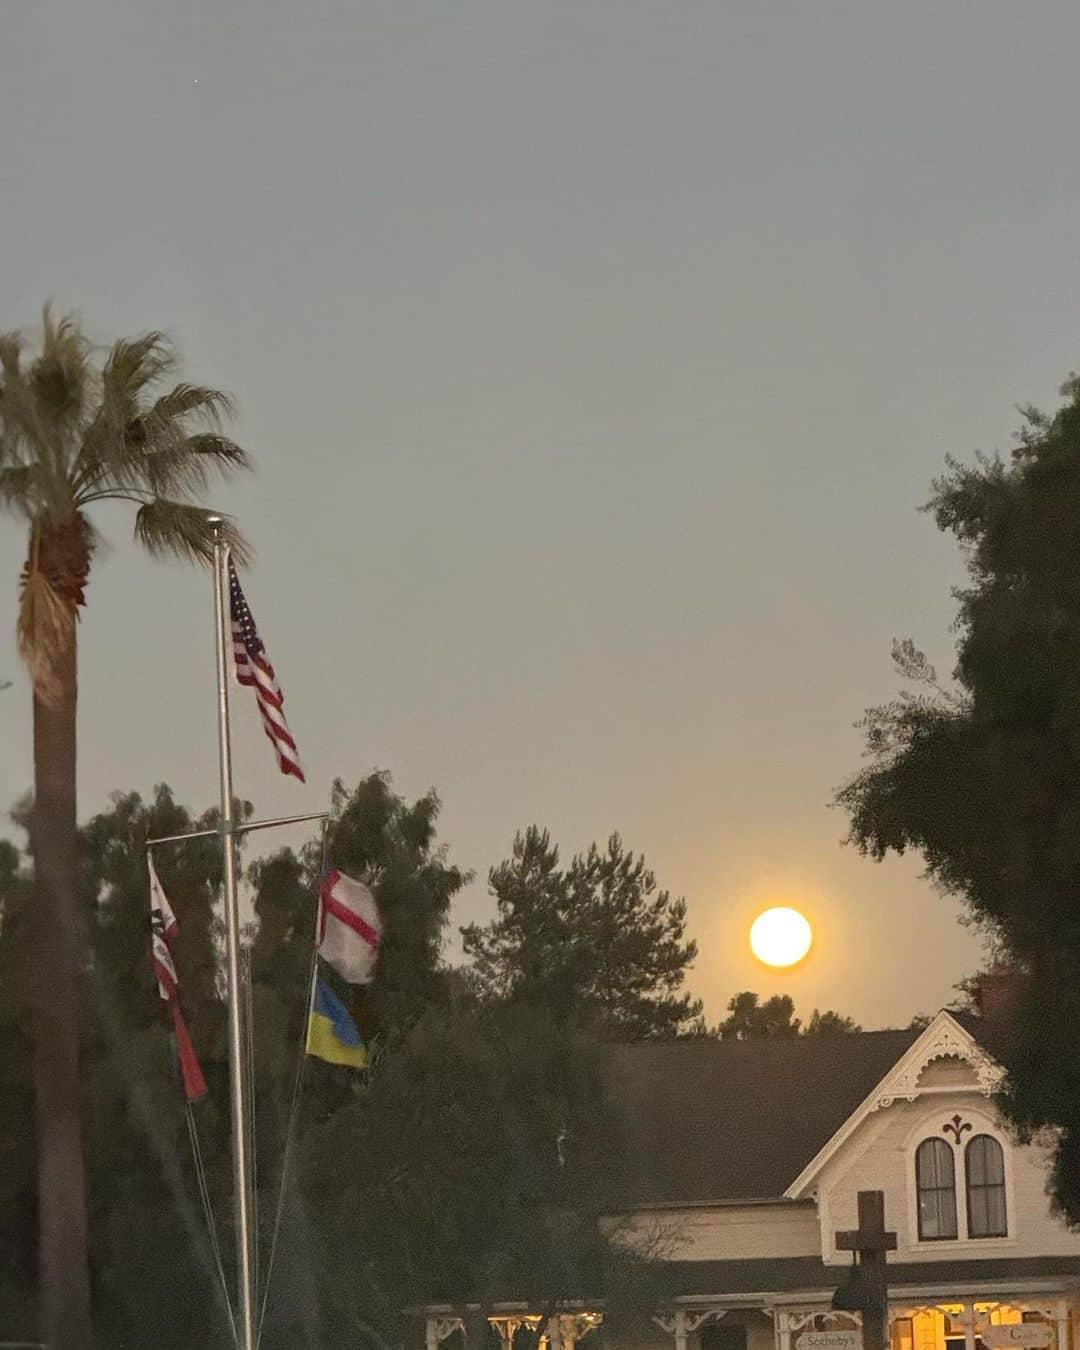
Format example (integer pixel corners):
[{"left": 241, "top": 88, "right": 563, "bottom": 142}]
[
  {"left": 1055, "top": 1299, "right": 1070, "bottom": 1350},
  {"left": 653, "top": 1308, "right": 726, "bottom": 1350},
  {"left": 652, "top": 1311, "right": 688, "bottom": 1350},
  {"left": 962, "top": 1302, "right": 976, "bottom": 1350},
  {"left": 548, "top": 1316, "right": 564, "bottom": 1350}
]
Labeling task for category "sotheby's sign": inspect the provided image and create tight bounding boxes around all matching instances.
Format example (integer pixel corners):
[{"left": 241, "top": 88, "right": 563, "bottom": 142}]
[{"left": 795, "top": 1331, "right": 862, "bottom": 1350}]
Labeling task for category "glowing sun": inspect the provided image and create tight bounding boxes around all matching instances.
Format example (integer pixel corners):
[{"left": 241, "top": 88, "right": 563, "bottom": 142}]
[{"left": 750, "top": 906, "right": 813, "bottom": 968}]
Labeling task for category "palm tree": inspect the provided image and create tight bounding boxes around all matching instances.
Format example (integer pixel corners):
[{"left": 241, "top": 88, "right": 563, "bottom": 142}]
[{"left": 0, "top": 308, "right": 250, "bottom": 1350}]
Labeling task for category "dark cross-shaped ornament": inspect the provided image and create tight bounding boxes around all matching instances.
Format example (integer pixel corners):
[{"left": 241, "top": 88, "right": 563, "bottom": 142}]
[{"left": 832, "top": 1190, "right": 897, "bottom": 1350}]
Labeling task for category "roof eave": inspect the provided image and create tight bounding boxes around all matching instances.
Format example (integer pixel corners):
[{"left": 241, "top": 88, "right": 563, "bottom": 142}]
[{"left": 784, "top": 1010, "right": 1003, "bottom": 1200}]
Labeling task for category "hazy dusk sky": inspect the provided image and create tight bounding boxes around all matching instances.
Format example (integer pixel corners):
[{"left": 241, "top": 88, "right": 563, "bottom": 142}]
[{"left": 4, "top": 2, "right": 1079, "bottom": 1028}]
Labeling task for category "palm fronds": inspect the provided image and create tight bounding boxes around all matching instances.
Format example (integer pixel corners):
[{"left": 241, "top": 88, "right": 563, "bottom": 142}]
[
  {"left": 134, "top": 500, "right": 250, "bottom": 566},
  {"left": 30, "top": 305, "right": 90, "bottom": 425},
  {"left": 0, "top": 465, "right": 38, "bottom": 518},
  {"left": 101, "top": 331, "right": 175, "bottom": 399},
  {"left": 0, "top": 331, "right": 22, "bottom": 378},
  {"left": 73, "top": 359, "right": 245, "bottom": 503},
  {"left": 0, "top": 308, "right": 253, "bottom": 696},
  {"left": 147, "top": 383, "right": 233, "bottom": 425}
]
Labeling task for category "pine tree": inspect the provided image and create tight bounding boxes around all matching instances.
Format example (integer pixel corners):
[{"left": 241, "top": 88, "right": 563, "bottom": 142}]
[{"left": 463, "top": 828, "right": 703, "bottom": 1038}]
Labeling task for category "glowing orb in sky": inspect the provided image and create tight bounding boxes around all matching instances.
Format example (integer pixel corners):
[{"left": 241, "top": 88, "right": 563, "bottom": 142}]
[{"left": 749, "top": 906, "right": 813, "bottom": 968}]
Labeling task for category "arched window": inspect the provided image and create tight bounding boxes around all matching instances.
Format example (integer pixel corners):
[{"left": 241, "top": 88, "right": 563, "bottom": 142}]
[
  {"left": 916, "top": 1137, "right": 958, "bottom": 1239},
  {"left": 966, "top": 1134, "right": 1007, "bottom": 1237}
]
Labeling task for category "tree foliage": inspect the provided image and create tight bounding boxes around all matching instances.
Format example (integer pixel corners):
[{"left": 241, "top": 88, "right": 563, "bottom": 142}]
[
  {"left": 0, "top": 774, "right": 658, "bottom": 1346},
  {"left": 0, "top": 785, "right": 232, "bottom": 1347},
  {"left": 462, "top": 827, "right": 703, "bottom": 1039},
  {"left": 803, "top": 1008, "right": 862, "bottom": 1037},
  {"left": 299, "top": 998, "right": 666, "bottom": 1341},
  {"left": 836, "top": 375, "right": 1080, "bottom": 1219},
  {"left": 714, "top": 991, "right": 860, "bottom": 1039}
]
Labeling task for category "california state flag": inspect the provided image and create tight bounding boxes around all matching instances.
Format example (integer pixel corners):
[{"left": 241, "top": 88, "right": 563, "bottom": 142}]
[{"left": 148, "top": 857, "right": 207, "bottom": 1104}]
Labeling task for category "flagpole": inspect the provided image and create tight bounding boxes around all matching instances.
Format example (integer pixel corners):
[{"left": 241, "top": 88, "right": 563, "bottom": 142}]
[
  {"left": 255, "top": 828, "right": 327, "bottom": 1344},
  {"left": 210, "top": 518, "right": 258, "bottom": 1350}
]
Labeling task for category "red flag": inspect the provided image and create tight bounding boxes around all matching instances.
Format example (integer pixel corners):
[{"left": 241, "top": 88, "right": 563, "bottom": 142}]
[{"left": 171, "top": 1000, "right": 208, "bottom": 1103}]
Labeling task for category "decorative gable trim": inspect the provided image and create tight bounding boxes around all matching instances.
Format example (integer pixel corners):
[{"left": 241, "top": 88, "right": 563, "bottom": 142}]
[
  {"left": 871, "top": 1014, "right": 1001, "bottom": 1110},
  {"left": 784, "top": 1011, "right": 1003, "bottom": 1200}
]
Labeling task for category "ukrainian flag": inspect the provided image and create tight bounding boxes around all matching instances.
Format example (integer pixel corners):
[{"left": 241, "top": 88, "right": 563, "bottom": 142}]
[{"left": 306, "top": 977, "right": 368, "bottom": 1069}]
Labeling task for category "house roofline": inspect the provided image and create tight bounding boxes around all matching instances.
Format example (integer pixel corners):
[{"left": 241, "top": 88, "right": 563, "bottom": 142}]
[
  {"left": 603, "top": 1196, "right": 817, "bottom": 1215},
  {"left": 784, "top": 1010, "right": 1003, "bottom": 1200},
  {"left": 668, "top": 1278, "right": 1080, "bottom": 1308}
]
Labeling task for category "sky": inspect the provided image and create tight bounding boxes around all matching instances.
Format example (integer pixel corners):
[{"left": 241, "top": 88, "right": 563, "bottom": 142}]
[{"left": 2, "top": 1, "right": 1079, "bottom": 1030}]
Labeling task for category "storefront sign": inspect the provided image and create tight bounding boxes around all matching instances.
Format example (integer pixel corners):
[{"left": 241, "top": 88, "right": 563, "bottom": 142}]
[
  {"left": 795, "top": 1331, "right": 862, "bottom": 1350},
  {"left": 983, "top": 1327, "right": 1051, "bottom": 1349}
]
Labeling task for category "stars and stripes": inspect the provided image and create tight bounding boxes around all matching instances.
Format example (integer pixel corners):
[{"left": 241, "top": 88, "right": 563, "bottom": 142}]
[{"left": 228, "top": 558, "right": 305, "bottom": 782}]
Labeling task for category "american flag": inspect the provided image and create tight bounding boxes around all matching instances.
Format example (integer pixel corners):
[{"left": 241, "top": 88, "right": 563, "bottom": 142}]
[{"left": 228, "top": 558, "right": 305, "bottom": 781}]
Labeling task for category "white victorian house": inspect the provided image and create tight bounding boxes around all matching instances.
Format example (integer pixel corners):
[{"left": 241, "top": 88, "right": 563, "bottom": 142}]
[{"left": 418, "top": 1009, "right": 1080, "bottom": 1350}]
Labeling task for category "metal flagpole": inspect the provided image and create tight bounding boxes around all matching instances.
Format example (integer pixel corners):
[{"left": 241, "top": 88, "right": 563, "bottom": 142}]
[
  {"left": 210, "top": 517, "right": 258, "bottom": 1350},
  {"left": 143, "top": 520, "right": 328, "bottom": 1346}
]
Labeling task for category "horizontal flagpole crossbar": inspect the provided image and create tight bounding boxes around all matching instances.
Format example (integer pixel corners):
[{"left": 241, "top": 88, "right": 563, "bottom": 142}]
[
  {"left": 235, "top": 811, "right": 328, "bottom": 837},
  {"left": 146, "top": 811, "right": 328, "bottom": 850},
  {"left": 146, "top": 826, "right": 220, "bottom": 847}
]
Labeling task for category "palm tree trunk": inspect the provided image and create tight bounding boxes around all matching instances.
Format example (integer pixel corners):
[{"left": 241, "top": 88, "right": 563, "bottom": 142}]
[{"left": 29, "top": 626, "right": 94, "bottom": 1350}]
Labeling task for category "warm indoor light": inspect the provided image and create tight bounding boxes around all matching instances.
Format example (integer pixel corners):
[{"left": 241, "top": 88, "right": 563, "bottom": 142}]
[{"left": 749, "top": 906, "right": 813, "bottom": 968}]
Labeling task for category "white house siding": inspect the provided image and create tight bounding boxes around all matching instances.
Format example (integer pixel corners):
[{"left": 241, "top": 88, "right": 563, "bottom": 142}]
[
  {"left": 817, "top": 1081, "right": 1080, "bottom": 1264},
  {"left": 606, "top": 1203, "right": 821, "bottom": 1263}
]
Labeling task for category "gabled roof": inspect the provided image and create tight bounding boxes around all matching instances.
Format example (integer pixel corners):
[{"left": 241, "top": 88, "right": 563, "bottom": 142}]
[
  {"left": 784, "top": 1010, "right": 1002, "bottom": 1197},
  {"left": 605, "top": 1011, "right": 1004, "bottom": 1210},
  {"left": 605, "top": 1027, "right": 921, "bottom": 1207}
]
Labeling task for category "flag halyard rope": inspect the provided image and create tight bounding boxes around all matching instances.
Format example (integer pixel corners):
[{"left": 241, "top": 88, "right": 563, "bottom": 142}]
[
  {"left": 255, "top": 817, "right": 332, "bottom": 1348},
  {"left": 244, "top": 947, "right": 260, "bottom": 1309},
  {"left": 186, "top": 1101, "right": 239, "bottom": 1348}
]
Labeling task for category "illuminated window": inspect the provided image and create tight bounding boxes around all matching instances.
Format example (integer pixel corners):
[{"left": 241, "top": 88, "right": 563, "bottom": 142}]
[
  {"left": 916, "top": 1137, "right": 958, "bottom": 1239},
  {"left": 966, "top": 1135, "right": 1007, "bottom": 1238}
]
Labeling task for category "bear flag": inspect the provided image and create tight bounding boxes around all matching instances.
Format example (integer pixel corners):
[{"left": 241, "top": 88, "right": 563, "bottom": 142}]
[{"left": 149, "top": 856, "right": 207, "bottom": 1104}]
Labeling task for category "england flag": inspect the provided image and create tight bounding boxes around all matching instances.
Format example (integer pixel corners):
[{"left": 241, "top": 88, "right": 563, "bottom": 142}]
[{"left": 318, "top": 868, "right": 381, "bottom": 986}]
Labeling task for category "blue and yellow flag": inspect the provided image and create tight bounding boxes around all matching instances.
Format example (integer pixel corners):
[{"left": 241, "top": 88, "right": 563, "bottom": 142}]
[{"left": 306, "top": 977, "right": 367, "bottom": 1069}]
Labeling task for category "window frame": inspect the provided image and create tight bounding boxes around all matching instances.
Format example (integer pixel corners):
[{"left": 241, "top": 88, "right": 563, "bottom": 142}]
[
  {"left": 915, "top": 1136, "right": 959, "bottom": 1241},
  {"left": 902, "top": 1112, "right": 1014, "bottom": 1249},
  {"left": 965, "top": 1133, "right": 1008, "bottom": 1239}
]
